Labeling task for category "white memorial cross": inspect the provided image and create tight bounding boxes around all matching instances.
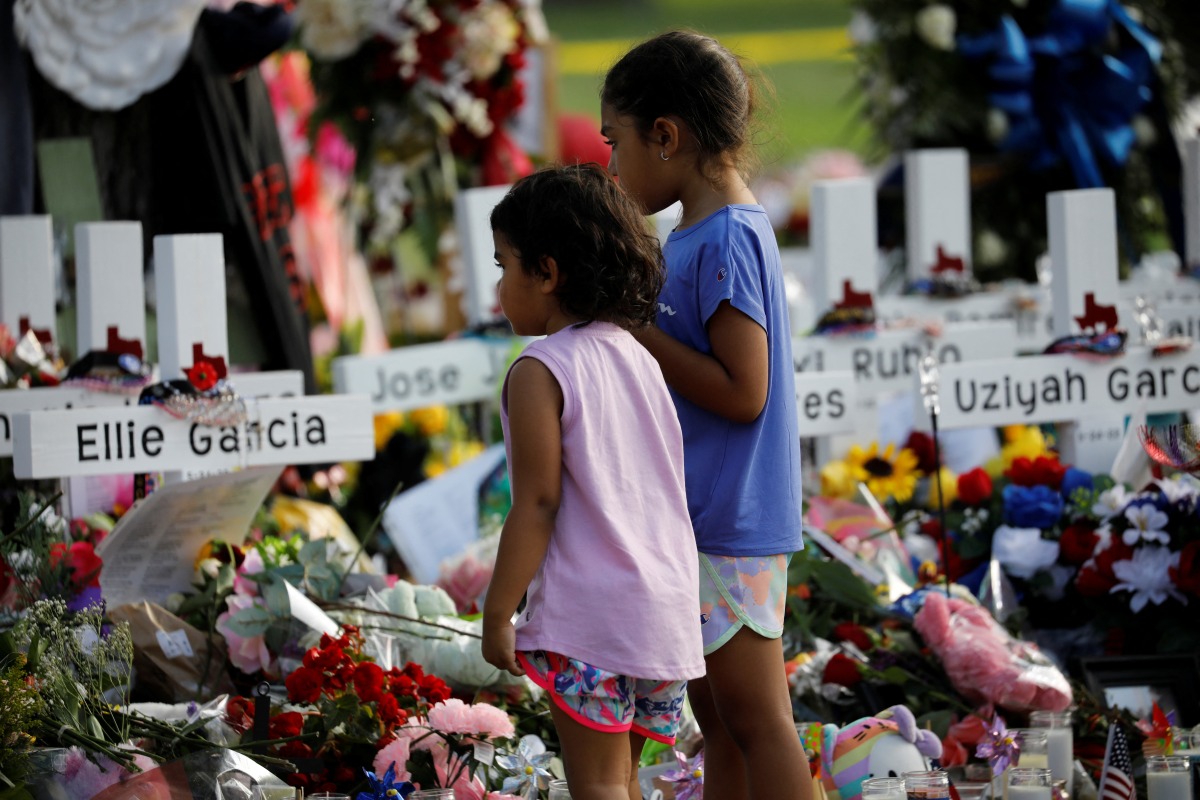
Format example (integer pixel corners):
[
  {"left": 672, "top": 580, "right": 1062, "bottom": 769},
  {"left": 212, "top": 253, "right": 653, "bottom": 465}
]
[
  {"left": 799, "top": 177, "right": 1014, "bottom": 402},
  {"left": 0, "top": 225, "right": 302, "bottom": 458},
  {"left": 0, "top": 215, "right": 57, "bottom": 349},
  {"left": 12, "top": 234, "right": 374, "bottom": 480},
  {"left": 930, "top": 189, "right": 1200, "bottom": 473}
]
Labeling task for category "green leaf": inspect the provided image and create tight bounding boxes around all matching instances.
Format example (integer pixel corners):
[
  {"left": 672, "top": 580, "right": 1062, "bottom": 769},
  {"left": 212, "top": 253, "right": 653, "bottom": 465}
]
[
  {"left": 262, "top": 580, "right": 291, "bottom": 618},
  {"left": 299, "top": 539, "right": 328, "bottom": 567},
  {"left": 222, "top": 605, "right": 275, "bottom": 638}
]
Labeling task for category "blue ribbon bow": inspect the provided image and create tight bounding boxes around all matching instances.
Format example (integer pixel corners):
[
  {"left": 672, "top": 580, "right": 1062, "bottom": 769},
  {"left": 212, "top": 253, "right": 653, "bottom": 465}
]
[{"left": 957, "top": 0, "right": 1161, "bottom": 188}]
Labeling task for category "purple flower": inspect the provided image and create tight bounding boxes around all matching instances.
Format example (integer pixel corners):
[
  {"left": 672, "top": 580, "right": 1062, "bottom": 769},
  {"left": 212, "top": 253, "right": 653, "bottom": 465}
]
[{"left": 975, "top": 715, "right": 1020, "bottom": 775}]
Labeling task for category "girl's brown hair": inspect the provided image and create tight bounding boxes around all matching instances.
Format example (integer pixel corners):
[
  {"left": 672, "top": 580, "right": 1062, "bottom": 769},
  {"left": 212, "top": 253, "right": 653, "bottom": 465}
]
[{"left": 490, "top": 164, "right": 664, "bottom": 329}]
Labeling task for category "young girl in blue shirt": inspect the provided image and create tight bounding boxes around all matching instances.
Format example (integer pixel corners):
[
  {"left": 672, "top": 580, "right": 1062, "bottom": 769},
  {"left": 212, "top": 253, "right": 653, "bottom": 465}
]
[{"left": 603, "top": 30, "right": 812, "bottom": 800}]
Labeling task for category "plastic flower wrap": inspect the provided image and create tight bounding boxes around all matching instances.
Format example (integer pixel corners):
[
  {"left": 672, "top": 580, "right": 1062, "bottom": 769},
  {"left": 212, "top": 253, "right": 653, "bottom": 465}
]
[{"left": 912, "top": 590, "right": 1072, "bottom": 713}]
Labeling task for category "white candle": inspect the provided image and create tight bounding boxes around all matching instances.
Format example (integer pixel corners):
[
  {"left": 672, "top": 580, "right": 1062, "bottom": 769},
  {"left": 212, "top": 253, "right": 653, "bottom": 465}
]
[
  {"left": 1007, "top": 786, "right": 1051, "bottom": 800},
  {"left": 1002, "top": 756, "right": 1049, "bottom": 800},
  {"left": 1043, "top": 727, "right": 1074, "bottom": 796},
  {"left": 1147, "top": 770, "right": 1192, "bottom": 800},
  {"left": 864, "top": 789, "right": 906, "bottom": 800}
]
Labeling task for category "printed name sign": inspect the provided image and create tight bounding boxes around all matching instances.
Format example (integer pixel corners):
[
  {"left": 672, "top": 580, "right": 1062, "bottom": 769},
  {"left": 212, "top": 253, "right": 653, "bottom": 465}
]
[
  {"left": 875, "top": 292, "right": 1053, "bottom": 352},
  {"left": 792, "top": 321, "right": 1014, "bottom": 395},
  {"left": 332, "top": 338, "right": 513, "bottom": 412},
  {"left": 794, "top": 371, "right": 860, "bottom": 436},
  {"left": 932, "top": 347, "right": 1200, "bottom": 430},
  {"left": 12, "top": 394, "right": 374, "bottom": 479},
  {"left": 0, "top": 371, "right": 303, "bottom": 458}
]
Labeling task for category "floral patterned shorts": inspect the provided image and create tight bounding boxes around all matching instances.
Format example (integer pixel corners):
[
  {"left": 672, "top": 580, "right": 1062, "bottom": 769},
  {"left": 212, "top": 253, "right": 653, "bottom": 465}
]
[
  {"left": 698, "top": 552, "right": 789, "bottom": 654},
  {"left": 516, "top": 650, "right": 688, "bottom": 744}
]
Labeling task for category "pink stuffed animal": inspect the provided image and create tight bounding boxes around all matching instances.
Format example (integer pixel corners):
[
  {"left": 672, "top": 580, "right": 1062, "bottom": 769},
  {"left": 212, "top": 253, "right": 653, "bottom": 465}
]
[{"left": 913, "top": 591, "right": 1072, "bottom": 712}]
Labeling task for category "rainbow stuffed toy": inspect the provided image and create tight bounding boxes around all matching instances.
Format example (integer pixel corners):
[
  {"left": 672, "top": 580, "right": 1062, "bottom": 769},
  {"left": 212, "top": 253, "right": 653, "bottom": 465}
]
[{"left": 819, "top": 705, "right": 943, "bottom": 800}]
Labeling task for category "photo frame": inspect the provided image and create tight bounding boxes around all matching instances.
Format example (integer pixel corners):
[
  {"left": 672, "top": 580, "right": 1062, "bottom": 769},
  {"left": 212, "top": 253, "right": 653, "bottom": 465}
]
[{"left": 1079, "top": 655, "right": 1200, "bottom": 726}]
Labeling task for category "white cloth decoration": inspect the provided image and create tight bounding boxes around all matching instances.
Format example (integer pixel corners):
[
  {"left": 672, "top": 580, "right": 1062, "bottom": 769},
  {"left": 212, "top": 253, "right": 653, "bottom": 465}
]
[{"left": 14, "top": 0, "right": 206, "bottom": 111}]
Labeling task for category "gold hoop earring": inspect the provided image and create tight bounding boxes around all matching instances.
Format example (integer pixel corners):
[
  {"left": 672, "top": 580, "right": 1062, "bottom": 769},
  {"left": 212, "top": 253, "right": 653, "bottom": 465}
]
[{"left": 659, "top": 151, "right": 669, "bottom": 161}]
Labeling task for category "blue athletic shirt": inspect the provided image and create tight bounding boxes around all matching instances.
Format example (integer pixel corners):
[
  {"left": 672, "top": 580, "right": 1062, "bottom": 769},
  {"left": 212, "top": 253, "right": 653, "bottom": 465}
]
[{"left": 657, "top": 204, "right": 803, "bottom": 556}]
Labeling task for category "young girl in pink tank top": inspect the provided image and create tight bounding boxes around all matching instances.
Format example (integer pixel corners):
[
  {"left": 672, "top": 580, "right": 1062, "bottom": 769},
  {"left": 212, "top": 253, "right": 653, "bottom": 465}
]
[{"left": 482, "top": 164, "right": 705, "bottom": 800}]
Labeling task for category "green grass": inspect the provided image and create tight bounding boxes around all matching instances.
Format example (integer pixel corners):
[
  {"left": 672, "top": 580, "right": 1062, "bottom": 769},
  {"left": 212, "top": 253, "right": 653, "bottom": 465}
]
[{"left": 542, "top": 0, "right": 871, "bottom": 163}]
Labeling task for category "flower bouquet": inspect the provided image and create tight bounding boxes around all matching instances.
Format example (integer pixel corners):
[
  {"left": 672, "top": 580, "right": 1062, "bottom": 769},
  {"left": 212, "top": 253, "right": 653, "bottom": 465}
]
[{"left": 292, "top": 0, "right": 545, "bottom": 254}]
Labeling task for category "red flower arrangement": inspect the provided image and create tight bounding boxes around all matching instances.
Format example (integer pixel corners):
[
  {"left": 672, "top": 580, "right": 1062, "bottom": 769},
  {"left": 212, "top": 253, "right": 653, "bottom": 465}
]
[{"left": 227, "top": 625, "right": 455, "bottom": 793}]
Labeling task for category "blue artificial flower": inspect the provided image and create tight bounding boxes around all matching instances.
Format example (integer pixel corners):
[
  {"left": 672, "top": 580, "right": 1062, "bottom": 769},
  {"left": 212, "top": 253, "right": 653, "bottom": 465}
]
[
  {"left": 355, "top": 764, "right": 415, "bottom": 800},
  {"left": 1003, "top": 484, "right": 1064, "bottom": 529},
  {"left": 1059, "top": 467, "right": 1093, "bottom": 499}
]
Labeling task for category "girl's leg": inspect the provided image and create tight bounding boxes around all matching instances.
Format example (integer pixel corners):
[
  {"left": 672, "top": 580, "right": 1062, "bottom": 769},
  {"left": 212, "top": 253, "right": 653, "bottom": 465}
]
[
  {"left": 702, "top": 627, "right": 813, "bottom": 800},
  {"left": 550, "top": 702, "right": 635, "bottom": 800},
  {"left": 688, "top": 674, "right": 748, "bottom": 799},
  {"left": 627, "top": 732, "right": 647, "bottom": 800}
]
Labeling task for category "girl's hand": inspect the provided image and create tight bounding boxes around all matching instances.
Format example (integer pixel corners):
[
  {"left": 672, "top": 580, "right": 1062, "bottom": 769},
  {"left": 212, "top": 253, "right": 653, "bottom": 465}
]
[{"left": 482, "top": 619, "right": 526, "bottom": 677}]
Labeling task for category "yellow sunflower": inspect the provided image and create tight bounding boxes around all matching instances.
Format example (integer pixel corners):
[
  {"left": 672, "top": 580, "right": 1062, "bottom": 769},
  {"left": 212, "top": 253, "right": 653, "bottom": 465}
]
[
  {"left": 844, "top": 442, "right": 920, "bottom": 503},
  {"left": 820, "top": 458, "right": 859, "bottom": 499}
]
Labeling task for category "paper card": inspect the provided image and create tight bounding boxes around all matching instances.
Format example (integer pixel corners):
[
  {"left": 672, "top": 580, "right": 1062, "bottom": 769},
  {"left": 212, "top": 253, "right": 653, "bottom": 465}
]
[
  {"left": 155, "top": 628, "right": 195, "bottom": 660},
  {"left": 1109, "top": 405, "right": 1153, "bottom": 488},
  {"left": 283, "top": 580, "right": 339, "bottom": 635},
  {"left": 383, "top": 443, "right": 507, "bottom": 584},
  {"left": 96, "top": 466, "right": 282, "bottom": 608}
]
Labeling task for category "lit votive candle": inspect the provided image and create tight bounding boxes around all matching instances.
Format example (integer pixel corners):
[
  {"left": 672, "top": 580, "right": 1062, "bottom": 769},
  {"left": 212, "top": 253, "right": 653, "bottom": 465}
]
[
  {"left": 1030, "top": 710, "right": 1073, "bottom": 798},
  {"left": 1146, "top": 755, "right": 1192, "bottom": 800}
]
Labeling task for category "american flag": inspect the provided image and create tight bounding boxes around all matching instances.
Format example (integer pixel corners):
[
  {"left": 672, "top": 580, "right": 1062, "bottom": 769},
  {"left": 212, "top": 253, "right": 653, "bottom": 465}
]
[{"left": 1098, "top": 723, "right": 1135, "bottom": 800}]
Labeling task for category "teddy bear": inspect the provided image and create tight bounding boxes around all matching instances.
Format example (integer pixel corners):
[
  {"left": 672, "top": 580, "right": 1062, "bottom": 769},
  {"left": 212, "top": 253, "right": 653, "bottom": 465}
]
[{"left": 818, "top": 705, "right": 943, "bottom": 800}]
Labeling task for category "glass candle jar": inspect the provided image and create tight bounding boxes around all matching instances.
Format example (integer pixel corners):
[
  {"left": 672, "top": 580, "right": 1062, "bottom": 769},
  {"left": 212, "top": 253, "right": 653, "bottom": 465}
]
[
  {"left": 903, "top": 769, "right": 951, "bottom": 799},
  {"left": 951, "top": 782, "right": 991, "bottom": 800},
  {"left": 1007, "top": 767, "right": 1052, "bottom": 800},
  {"left": 409, "top": 790, "right": 456, "bottom": 800},
  {"left": 1029, "top": 709, "right": 1073, "bottom": 797},
  {"left": 548, "top": 779, "right": 572, "bottom": 800},
  {"left": 862, "top": 777, "right": 907, "bottom": 800},
  {"left": 1146, "top": 755, "right": 1192, "bottom": 800},
  {"left": 1000, "top": 729, "right": 1049, "bottom": 800}
]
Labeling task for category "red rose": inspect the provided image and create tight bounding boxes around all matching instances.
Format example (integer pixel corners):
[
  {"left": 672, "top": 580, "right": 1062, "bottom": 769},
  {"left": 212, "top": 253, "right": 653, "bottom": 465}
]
[
  {"left": 1006, "top": 455, "right": 1065, "bottom": 489},
  {"left": 419, "top": 674, "right": 451, "bottom": 704},
  {"left": 822, "top": 653, "right": 862, "bottom": 688},
  {"left": 285, "top": 665, "right": 324, "bottom": 704},
  {"left": 832, "top": 622, "right": 873, "bottom": 652},
  {"left": 353, "top": 662, "right": 386, "bottom": 704},
  {"left": 225, "top": 695, "right": 254, "bottom": 733},
  {"left": 904, "top": 431, "right": 938, "bottom": 474},
  {"left": 957, "top": 468, "right": 993, "bottom": 506},
  {"left": 49, "top": 541, "right": 103, "bottom": 591},
  {"left": 1169, "top": 541, "right": 1200, "bottom": 596},
  {"left": 268, "top": 710, "right": 305, "bottom": 740},
  {"left": 1059, "top": 524, "right": 1101, "bottom": 566}
]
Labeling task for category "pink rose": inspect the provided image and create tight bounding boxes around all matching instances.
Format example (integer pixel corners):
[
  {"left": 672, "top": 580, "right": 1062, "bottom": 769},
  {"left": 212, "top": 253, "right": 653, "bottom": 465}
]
[
  {"left": 437, "top": 554, "right": 493, "bottom": 613},
  {"left": 215, "top": 594, "right": 274, "bottom": 675},
  {"left": 233, "top": 548, "right": 265, "bottom": 596}
]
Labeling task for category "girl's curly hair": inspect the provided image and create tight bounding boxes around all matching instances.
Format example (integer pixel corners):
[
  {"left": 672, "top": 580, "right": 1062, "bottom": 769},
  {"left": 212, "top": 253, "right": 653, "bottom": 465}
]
[{"left": 489, "top": 163, "right": 664, "bottom": 329}]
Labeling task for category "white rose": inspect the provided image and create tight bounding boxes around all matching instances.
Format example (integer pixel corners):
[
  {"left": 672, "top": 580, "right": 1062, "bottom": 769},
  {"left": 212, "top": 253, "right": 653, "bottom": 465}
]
[
  {"left": 993, "top": 525, "right": 1060, "bottom": 579},
  {"left": 915, "top": 5, "right": 957, "bottom": 51},
  {"left": 977, "top": 229, "right": 1009, "bottom": 266},
  {"left": 987, "top": 108, "right": 1010, "bottom": 143},
  {"left": 297, "top": 0, "right": 373, "bottom": 61}
]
